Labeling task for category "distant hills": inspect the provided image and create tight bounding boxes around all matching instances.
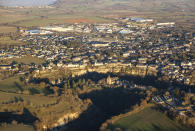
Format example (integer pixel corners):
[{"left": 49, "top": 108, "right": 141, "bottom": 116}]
[
  {"left": 0, "top": 0, "right": 194, "bottom": 15},
  {"left": 53, "top": 0, "right": 195, "bottom": 13}
]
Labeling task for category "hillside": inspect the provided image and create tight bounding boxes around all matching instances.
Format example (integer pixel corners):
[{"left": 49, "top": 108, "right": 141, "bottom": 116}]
[
  {"left": 107, "top": 105, "right": 193, "bottom": 131},
  {"left": 54, "top": 0, "right": 195, "bottom": 14}
]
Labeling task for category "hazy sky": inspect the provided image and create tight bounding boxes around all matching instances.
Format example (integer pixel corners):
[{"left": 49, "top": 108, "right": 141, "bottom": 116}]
[{"left": 0, "top": 0, "right": 56, "bottom": 7}]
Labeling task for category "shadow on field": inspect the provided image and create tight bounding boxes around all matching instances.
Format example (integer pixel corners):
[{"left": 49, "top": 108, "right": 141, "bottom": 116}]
[
  {"left": 14, "top": 82, "right": 23, "bottom": 91},
  {"left": 65, "top": 88, "right": 145, "bottom": 131},
  {"left": 0, "top": 108, "right": 38, "bottom": 125},
  {"left": 73, "top": 71, "right": 194, "bottom": 93}
]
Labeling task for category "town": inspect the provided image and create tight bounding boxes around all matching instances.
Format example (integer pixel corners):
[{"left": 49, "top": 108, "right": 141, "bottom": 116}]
[
  {"left": 0, "top": 16, "right": 195, "bottom": 130},
  {"left": 0, "top": 17, "right": 194, "bottom": 85}
]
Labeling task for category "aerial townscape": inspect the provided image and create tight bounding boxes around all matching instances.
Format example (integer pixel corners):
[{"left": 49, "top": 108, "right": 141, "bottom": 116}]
[{"left": 0, "top": 0, "right": 195, "bottom": 131}]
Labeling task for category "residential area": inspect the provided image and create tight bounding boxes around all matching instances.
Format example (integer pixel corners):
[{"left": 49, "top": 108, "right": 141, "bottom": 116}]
[{"left": 0, "top": 17, "right": 194, "bottom": 86}]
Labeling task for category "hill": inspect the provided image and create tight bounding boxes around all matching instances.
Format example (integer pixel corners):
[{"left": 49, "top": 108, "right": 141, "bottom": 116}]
[
  {"left": 107, "top": 105, "right": 193, "bottom": 131},
  {"left": 54, "top": 0, "right": 195, "bottom": 14}
]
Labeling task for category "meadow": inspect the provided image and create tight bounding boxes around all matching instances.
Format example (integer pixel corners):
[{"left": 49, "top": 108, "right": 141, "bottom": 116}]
[
  {"left": 0, "top": 124, "right": 35, "bottom": 131},
  {"left": 108, "top": 106, "right": 192, "bottom": 131},
  {"left": 0, "top": 75, "right": 25, "bottom": 93},
  {"left": 0, "top": 26, "right": 17, "bottom": 33},
  {"left": 0, "top": 89, "right": 87, "bottom": 130},
  {"left": 0, "top": 7, "right": 114, "bottom": 29},
  {"left": 0, "top": 37, "right": 22, "bottom": 45},
  {"left": 0, "top": 56, "right": 45, "bottom": 66},
  {"left": 0, "top": 75, "right": 43, "bottom": 94},
  {"left": 0, "top": 90, "right": 58, "bottom": 106},
  {"left": 8, "top": 56, "right": 45, "bottom": 65}
]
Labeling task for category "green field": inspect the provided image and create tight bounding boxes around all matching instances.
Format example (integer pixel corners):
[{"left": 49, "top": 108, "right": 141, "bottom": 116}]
[
  {"left": 0, "top": 37, "right": 22, "bottom": 45},
  {"left": 10, "top": 56, "right": 45, "bottom": 65},
  {"left": 0, "top": 75, "right": 42, "bottom": 94},
  {"left": 0, "top": 75, "right": 25, "bottom": 93},
  {"left": 0, "top": 2, "right": 194, "bottom": 29},
  {"left": 0, "top": 124, "right": 34, "bottom": 131},
  {"left": 0, "top": 26, "right": 17, "bottom": 33},
  {"left": 108, "top": 106, "right": 191, "bottom": 131},
  {"left": 0, "top": 91, "right": 58, "bottom": 106},
  {"left": 0, "top": 56, "right": 45, "bottom": 65},
  {"left": 14, "top": 16, "right": 114, "bottom": 27},
  {"left": 0, "top": 91, "right": 86, "bottom": 128},
  {"left": 0, "top": 7, "right": 115, "bottom": 28}
]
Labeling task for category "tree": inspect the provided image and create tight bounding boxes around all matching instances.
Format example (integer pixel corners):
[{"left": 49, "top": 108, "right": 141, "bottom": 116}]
[
  {"left": 72, "top": 80, "right": 77, "bottom": 89},
  {"left": 174, "top": 89, "right": 180, "bottom": 97},
  {"left": 151, "top": 87, "right": 157, "bottom": 94},
  {"left": 191, "top": 96, "right": 195, "bottom": 104},
  {"left": 164, "top": 91, "right": 170, "bottom": 96},
  {"left": 53, "top": 86, "right": 60, "bottom": 96},
  {"left": 64, "top": 83, "right": 67, "bottom": 90},
  {"left": 11, "top": 60, "right": 17, "bottom": 65},
  {"left": 40, "top": 82, "right": 46, "bottom": 88},
  {"left": 42, "top": 87, "right": 53, "bottom": 96},
  {"left": 146, "top": 90, "right": 152, "bottom": 97},
  {"left": 19, "top": 76, "right": 24, "bottom": 82},
  {"left": 1, "top": 122, "right": 7, "bottom": 127},
  {"left": 67, "top": 80, "right": 71, "bottom": 89},
  {"left": 82, "top": 78, "right": 86, "bottom": 85},
  {"left": 11, "top": 120, "right": 18, "bottom": 125},
  {"left": 114, "top": 128, "right": 122, "bottom": 131},
  {"left": 141, "top": 99, "right": 147, "bottom": 106}
]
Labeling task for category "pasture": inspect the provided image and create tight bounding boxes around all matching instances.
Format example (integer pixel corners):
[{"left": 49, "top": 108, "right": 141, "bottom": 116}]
[
  {"left": 0, "top": 26, "right": 17, "bottom": 33},
  {"left": 0, "top": 56, "right": 45, "bottom": 65},
  {"left": 9, "top": 56, "right": 45, "bottom": 65},
  {"left": 0, "top": 37, "right": 22, "bottom": 45},
  {"left": 108, "top": 106, "right": 192, "bottom": 131}
]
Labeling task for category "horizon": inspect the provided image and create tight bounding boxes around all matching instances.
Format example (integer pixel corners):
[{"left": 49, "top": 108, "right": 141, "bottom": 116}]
[{"left": 0, "top": 0, "right": 56, "bottom": 7}]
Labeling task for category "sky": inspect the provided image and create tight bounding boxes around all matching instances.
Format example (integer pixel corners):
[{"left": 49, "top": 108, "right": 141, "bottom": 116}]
[{"left": 0, "top": 0, "right": 56, "bottom": 7}]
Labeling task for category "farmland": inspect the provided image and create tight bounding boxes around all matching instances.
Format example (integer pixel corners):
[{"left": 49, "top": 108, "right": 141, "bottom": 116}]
[
  {"left": 0, "top": 37, "right": 22, "bottom": 45},
  {"left": 0, "top": 7, "right": 114, "bottom": 28},
  {"left": 0, "top": 124, "right": 35, "bottom": 131},
  {"left": 0, "top": 75, "right": 42, "bottom": 93},
  {"left": 0, "top": 89, "right": 88, "bottom": 130},
  {"left": 0, "top": 75, "right": 25, "bottom": 93},
  {"left": 7, "top": 56, "right": 45, "bottom": 65},
  {"left": 0, "top": 0, "right": 194, "bottom": 29},
  {"left": 107, "top": 106, "right": 193, "bottom": 131},
  {"left": 0, "top": 26, "right": 17, "bottom": 33}
]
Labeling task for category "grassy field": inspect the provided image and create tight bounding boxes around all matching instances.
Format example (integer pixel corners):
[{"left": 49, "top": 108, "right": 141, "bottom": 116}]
[
  {"left": 0, "top": 91, "right": 58, "bottom": 106},
  {"left": 0, "top": 26, "right": 17, "bottom": 33},
  {"left": 10, "top": 56, "right": 45, "bottom": 65},
  {"left": 108, "top": 106, "right": 191, "bottom": 131},
  {"left": 0, "top": 124, "right": 35, "bottom": 131},
  {"left": 0, "top": 8, "right": 43, "bottom": 25},
  {"left": 0, "top": 56, "right": 45, "bottom": 65},
  {"left": 14, "top": 16, "right": 114, "bottom": 27},
  {"left": 0, "top": 75, "right": 25, "bottom": 93},
  {"left": 0, "top": 3, "right": 194, "bottom": 29},
  {"left": 0, "top": 91, "right": 86, "bottom": 128},
  {"left": 0, "top": 37, "right": 22, "bottom": 45},
  {"left": 0, "top": 7, "right": 115, "bottom": 28},
  {"left": 0, "top": 75, "right": 42, "bottom": 93}
]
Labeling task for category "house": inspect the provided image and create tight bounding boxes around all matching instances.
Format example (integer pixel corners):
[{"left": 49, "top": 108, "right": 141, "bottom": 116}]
[
  {"left": 123, "top": 52, "right": 130, "bottom": 57},
  {"left": 157, "top": 22, "right": 175, "bottom": 26},
  {"left": 0, "top": 65, "right": 12, "bottom": 70},
  {"left": 136, "top": 64, "right": 147, "bottom": 68},
  {"left": 89, "top": 41, "right": 109, "bottom": 47},
  {"left": 119, "top": 29, "right": 133, "bottom": 34}
]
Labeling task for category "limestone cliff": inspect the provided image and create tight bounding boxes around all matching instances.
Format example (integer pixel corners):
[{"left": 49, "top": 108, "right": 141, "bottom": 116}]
[{"left": 43, "top": 112, "right": 80, "bottom": 130}]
